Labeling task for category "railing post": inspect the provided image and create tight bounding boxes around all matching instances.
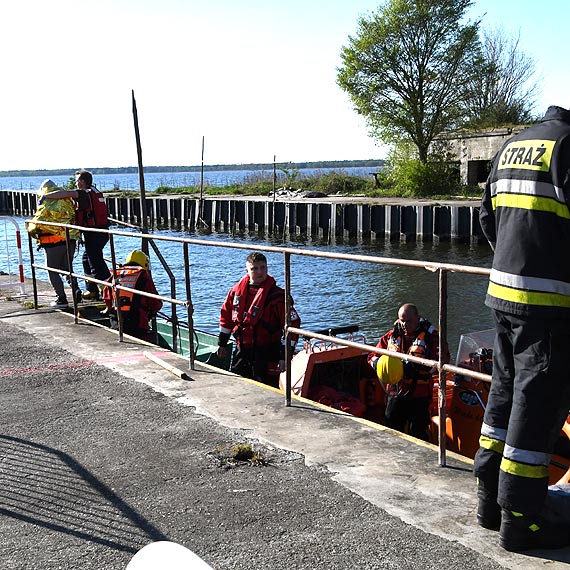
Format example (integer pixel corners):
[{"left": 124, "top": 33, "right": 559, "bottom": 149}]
[
  {"left": 284, "top": 252, "right": 292, "bottom": 406},
  {"left": 64, "top": 227, "right": 79, "bottom": 325},
  {"left": 28, "top": 233, "right": 38, "bottom": 309},
  {"left": 183, "top": 242, "right": 196, "bottom": 370},
  {"left": 108, "top": 233, "right": 124, "bottom": 342},
  {"left": 438, "top": 268, "right": 448, "bottom": 467}
]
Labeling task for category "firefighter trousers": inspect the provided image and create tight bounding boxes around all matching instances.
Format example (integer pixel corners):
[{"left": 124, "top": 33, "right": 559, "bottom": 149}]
[{"left": 473, "top": 309, "right": 570, "bottom": 514}]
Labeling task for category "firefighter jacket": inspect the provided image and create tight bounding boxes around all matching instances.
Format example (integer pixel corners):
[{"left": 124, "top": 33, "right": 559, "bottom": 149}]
[
  {"left": 218, "top": 274, "right": 300, "bottom": 356},
  {"left": 479, "top": 105, "right": 570, "bottom": 318},
  {"left": 103, "top": 264, "right": 162, "bottom": 333},
  {"left": 368, "top": 318, "right": 448, "bottom": 399}
]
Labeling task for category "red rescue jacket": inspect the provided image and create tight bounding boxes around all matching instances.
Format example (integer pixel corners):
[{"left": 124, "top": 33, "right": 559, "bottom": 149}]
[{"left": 220, "top": 274, "right": 300, "bottom": 349}]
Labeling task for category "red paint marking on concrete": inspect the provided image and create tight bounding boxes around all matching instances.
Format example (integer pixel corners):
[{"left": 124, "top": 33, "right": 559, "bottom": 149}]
[{"left": 0, "top": 351, "right": 176, "bottom": 377}]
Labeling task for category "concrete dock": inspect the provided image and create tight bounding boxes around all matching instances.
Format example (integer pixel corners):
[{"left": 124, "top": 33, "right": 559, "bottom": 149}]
[{"left": 1, "top": 279, "right": 569, "bottom": 569}]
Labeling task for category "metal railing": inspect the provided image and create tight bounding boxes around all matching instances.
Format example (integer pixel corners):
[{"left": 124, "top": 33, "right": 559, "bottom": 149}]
[
  {"left": 25, "top": 219, "right": 493, "bottom": 467},
  {"left": 0, "top": 216, "right": 25, "bottom": 295}
]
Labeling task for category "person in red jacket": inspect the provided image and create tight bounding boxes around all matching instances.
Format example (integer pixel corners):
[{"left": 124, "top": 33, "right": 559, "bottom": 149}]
[
  {"left": 216, "top": 252, "right": 301, "bottom": 387},
  {"left": 368, "top": 303, "right": 448, "bottom": 441},
  {"left": 103, "top": 250, "right": 162, "bottom": 343}
]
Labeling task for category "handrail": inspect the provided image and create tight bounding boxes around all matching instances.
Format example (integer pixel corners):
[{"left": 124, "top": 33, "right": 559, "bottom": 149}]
[{"left": 23, "top": 217, "right": 494, "bottom": 467}]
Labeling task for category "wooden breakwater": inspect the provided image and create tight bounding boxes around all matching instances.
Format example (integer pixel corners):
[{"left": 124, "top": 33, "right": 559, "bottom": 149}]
[{"left": 0, "top": 191, "right": 485, "bottom": 243}]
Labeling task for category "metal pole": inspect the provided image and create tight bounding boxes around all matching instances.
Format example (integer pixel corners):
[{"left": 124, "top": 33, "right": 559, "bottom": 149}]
[
  {"left": 272, "top": 155, "right": 277, "bottom": 235},
  {"left": 200, "top": 136, "right": 204, "bottom": 212},
  {"left": 64, "top": 227, "right": 79, "bottom": 324},
  {"left": 28, "top": 234, "right": 38, "bottom": 309},
  {"left": 132, "top": 90, "right": 149, "bottom": 255},
  {"left": 284, "top": 252, "right": 292, "bottom": 406},
  {"left": 438, "top": 268, "right": 448, "bottom": 467},
  {"left": 108, "top": 233, "right": 124, "bottom": 342},
  {"left": 183, "top": 242, "right": 196, "bottom": 370}
]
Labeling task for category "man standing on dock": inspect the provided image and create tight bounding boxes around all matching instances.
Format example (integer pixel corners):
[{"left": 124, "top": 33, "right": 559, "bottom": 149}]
[
  {"left": 216, "top": 252, "right": 300, "bottom": 388},
  {"left": 475, "top": 105, "right": 570, "bottom": 552}
]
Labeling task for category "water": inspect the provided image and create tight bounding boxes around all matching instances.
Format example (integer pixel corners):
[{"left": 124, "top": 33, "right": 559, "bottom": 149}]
[
  {"left": 0, "top": 167, "right": 377, "bottom": 192},
  {"left": 0, "top": 216, "right": 494, "bottom": 358}
]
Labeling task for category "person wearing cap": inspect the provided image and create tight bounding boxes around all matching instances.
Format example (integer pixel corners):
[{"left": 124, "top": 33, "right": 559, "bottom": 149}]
[
  {"left": 216, "top": 251, "right": 301, "bottom": 388},
  {"left": 367, "top": 303, "right": 448, "bottom": 441},
  {"left": 102, "top": 250, "right": 162, "bottom": 342},
  {"left": 26, "top": 179, "right": 82, "bottom": 308}
]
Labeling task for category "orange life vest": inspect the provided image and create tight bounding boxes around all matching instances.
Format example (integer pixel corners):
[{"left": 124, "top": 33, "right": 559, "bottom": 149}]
[
  {"left": 387, "top": 321, "right": 437, "bottom": 390},
  {"left": 37, "top": 233, "right": 66, "bottom": 246},
  {"left": 109, "top": 267, "right": 144, "bottom": 312}
]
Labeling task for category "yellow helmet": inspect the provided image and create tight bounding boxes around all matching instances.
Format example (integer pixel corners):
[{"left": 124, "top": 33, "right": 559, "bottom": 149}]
[
  {"left": 375, "top": 354, "right": 404, "bottom": 385},
  {"left": 125, "top": 249, "right": 149, "bottom": 270}
]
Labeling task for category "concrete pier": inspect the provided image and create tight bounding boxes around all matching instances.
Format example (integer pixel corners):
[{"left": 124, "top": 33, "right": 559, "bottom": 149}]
[
  {"left": 1, "top": 277, "right": 569, "bottom": 568},
  {"left": 0, "top": 190, "right": 484, "bottom": 243}
]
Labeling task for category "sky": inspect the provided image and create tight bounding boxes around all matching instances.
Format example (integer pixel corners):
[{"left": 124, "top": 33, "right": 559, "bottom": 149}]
[{"left": 1, "top": 0, "right": 569, "bottom": 171}]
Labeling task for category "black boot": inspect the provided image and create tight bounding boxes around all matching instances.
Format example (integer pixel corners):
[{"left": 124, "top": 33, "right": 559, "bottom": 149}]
[
  {"left": 477, "top": 481, "right": 501, "bottom": 530},
  {"left": 499, "top": 509, "right": 570, "bottom": 552}
]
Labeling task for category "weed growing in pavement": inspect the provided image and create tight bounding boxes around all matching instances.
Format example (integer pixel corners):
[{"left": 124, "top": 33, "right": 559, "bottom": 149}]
[{"left": 209, "top": 443, "right": 268, "bottom": 468}]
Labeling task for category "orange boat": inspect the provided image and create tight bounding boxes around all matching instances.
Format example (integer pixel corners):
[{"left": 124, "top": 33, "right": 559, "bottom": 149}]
[{"left": 280, "top": 326, "right": 570, "bottom": 485}]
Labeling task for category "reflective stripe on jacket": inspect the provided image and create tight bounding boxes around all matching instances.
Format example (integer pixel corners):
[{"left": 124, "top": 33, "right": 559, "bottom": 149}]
[{"left": 480, "top": 105, "right": 570, "bottom": 317}]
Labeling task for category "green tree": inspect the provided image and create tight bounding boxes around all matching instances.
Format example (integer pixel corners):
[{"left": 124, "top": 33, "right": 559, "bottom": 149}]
[
  {"left": 337, "top": 0, "right": 481, "bottom": 163},
  {"left": 462, "top": 28, "right": 539, "bottom": 128}
]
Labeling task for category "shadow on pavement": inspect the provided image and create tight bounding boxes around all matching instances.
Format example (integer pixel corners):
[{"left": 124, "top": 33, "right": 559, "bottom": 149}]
[{"left": 0, "top": 434, "right": 168, "bottom": 554}]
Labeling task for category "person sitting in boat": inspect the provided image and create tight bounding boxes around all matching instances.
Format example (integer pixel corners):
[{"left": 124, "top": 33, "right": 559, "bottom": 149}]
[
  {"left": 102, "top": 249, "right": 162, "bottom": 343},
  {"left": 216, "top": 251, "right": 301, "bottom": 388},
  {"left": 368, "top": 303, "right": 449, "bottom": 441}
]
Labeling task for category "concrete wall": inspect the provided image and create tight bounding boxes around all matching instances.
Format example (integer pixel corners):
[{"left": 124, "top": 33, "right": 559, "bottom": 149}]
[{"left": 444, "top": 126, "right": 526, "bottom": 185}]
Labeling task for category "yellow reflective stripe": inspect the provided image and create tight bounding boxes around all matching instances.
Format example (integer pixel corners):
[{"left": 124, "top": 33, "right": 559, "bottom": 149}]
[
  {"left": 479, "top": 435, "right": 505, "bottom": 454},
  {"left": 501, "top": 458, "right": 549, "bottom": 479},
  {"left": 491, "top": 193, "right": 570, "bottom": 219},
  {"left": 488, "top": 282, "right": 570, "bottom": 308}
]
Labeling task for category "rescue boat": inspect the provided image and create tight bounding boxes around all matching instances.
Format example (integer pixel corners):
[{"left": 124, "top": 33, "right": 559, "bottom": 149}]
[{"left": 279, "top": 325, "right": 570, "bottom": 485}]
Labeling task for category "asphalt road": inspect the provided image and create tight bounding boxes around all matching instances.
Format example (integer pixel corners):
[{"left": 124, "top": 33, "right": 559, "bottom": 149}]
[{"left": 0, "top": 282, "right": 568, "bottom": 570}]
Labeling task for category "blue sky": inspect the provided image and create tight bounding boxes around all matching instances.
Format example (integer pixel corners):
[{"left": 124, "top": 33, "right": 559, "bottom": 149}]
[{"left": 0, "top": 0, "right": 567, "bottom": 171}]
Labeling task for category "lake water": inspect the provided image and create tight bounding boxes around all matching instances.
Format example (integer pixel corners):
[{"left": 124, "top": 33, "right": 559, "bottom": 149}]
[
  {"left": 0, "top": 167, "right": 377, "bottom": 192},
  {"left": 0, "top": 215, "right": 494, "bottom": 358}
]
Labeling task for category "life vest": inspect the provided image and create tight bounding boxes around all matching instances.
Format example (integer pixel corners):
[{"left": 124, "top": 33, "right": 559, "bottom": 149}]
[
  {"left": 75, "top": 187, "right": 109, "bottom": 228},
  {"left": 37, "top": 233, "right": 66, "bottom": 246},
  {"left": 230, "top": 275, "right": 284, "bottom": 347},
  {"left": 387, "top": 320, "right": 437, "bottom": 390},
  {"left": 109, "top": 266, "right": 145, "bottom": 312}
]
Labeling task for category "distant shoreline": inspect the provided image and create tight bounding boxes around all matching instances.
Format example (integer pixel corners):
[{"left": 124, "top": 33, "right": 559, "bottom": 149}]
[{"left": 0, "top": 159, "right": 385, "bottom": 178}]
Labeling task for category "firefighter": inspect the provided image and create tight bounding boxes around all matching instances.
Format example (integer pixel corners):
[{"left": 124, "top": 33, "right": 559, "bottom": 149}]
[
  {"left": 216, "top": 251, "right": 300, "bottom": 388},
  {"left": 475, "top": 105, "right": 570, "bottom": 552},
  {"left": 103, "top": 250, "right": 162, "bottom": 342}
]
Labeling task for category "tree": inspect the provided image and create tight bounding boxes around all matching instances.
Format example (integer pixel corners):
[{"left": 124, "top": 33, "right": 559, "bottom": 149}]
[
  {"left": 337, "top": 0, "right": 481, "bottom": 163},
  {"left": 462, "top": 28, "right": 539, "bottom": 128}
]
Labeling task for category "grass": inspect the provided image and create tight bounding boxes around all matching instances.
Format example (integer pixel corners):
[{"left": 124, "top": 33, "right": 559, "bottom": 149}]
[{"left": 104, "top": 171, "right": 482, "bottom": 201}]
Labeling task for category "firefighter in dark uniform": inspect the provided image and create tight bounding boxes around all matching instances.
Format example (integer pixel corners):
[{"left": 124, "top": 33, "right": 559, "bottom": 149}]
[{"left": 475, "top": 105, "right": 570, "bottom": 552}]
